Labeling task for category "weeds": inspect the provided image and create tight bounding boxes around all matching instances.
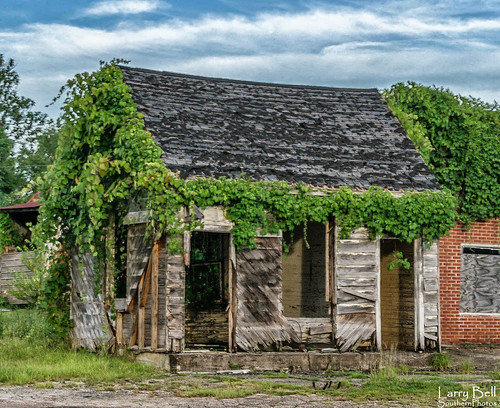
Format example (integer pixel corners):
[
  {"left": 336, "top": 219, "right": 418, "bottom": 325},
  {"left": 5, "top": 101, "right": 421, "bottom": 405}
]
[
  {"left": 459, "top": 360, "right": 475, "bottom": 374},
  {"left": 429, "top": 353, "right": 451, "bottom": 371},
  {"left": 0, "top": 309, "right": 158, "bottom": 385}
]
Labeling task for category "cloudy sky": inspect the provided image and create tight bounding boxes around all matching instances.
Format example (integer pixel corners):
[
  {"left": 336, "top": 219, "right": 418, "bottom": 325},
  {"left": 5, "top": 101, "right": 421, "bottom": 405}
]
[{"left": 2, "top": 0, "right": 499, "bottom": 117}]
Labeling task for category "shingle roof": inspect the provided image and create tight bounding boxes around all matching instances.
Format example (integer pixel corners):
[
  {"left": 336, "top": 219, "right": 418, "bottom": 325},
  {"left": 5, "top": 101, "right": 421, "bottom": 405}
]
[{"left": 120, "top": 66, "right": 439, "bottom": 191}]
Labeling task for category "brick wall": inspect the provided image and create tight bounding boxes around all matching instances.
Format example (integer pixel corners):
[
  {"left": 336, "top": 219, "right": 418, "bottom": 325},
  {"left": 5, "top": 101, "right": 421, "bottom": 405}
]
[{"left": 440, "top": 218, "right": 500, "bottom": 344}]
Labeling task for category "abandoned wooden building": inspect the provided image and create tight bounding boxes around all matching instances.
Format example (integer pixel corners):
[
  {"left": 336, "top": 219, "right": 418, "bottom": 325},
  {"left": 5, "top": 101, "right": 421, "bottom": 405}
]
[{"left": 72, "top": 67, "right": 444, "bottom": 353}]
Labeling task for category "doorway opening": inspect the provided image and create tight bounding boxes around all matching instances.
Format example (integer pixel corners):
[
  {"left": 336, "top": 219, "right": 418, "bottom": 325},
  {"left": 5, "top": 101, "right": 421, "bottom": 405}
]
[
  {"left": 185, "top": 231, "right": 230, "bottom": 348},
  {"left": 380, "top": 239, "right": 415, "bottom": 350}
]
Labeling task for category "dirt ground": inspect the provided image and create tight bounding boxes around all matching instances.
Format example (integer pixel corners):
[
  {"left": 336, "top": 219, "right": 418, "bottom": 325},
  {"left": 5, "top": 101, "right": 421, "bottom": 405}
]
[
  {"left": 0, "top": 386, "right": 426, "bottom": 408},
  {"left": 1, "top": 346, "right": 498, "bottom": 408}
]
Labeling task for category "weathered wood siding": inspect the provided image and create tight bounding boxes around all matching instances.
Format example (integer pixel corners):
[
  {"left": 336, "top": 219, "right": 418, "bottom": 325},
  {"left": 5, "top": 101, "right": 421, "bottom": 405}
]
[
  {"left": 165, "top": 240, "right": 185, "bottom": 352},
  {"left": 335, "top": 227, "right": 377, "bottom": 351},
  {"left": 287, "top": 317, "right": 334, "bottom": 345},
  {"left": 127, "top": 224, "right": 152, "bottom": 303},
  {"left": 421, "top": 241, "right": 440, "bottom": 349},
  {"left": 70, "top": 250, "right": 113, "bottom": 350},
  {"left": 185, "top": 308, "right": 228, "bottom": 345},
  {"left": 0, "top": 252, "right": 34, "bottom": 305},
  {"left": 236, "top": 236, "right": 298, "bottom": 351}
]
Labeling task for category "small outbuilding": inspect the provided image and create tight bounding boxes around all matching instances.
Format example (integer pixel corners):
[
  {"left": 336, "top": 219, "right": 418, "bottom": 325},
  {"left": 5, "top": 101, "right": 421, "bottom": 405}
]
[{"left": 70, "top": 67, "right": 446, "bottom": 354}]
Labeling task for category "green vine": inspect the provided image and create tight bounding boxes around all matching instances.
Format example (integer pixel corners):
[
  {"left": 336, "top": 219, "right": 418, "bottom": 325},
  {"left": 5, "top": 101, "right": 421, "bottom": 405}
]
[
  {"left": 35, "top": 61, "right": 458, "bottom": 332},
  {"left": 384, "top": 82, "right": 500, "bottom": 222}
]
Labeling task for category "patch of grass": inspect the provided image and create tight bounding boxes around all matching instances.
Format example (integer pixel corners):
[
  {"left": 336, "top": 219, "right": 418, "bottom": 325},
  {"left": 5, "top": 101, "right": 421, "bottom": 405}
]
[
  {"left": 33, "top": 381, "right": 55, "bottom": 389},
  {"left": 489, "top": 371, "right": 500, "bottom": 380},
  {"left": 325, "top": 373, "right": 461, "bottom": 405},
  {"left": 0, "top": 309, "right": 160, "bottom": 385},
  {"left": 0, "top": 338, "right": 159, "bottom": 384},
  {"left": 458, "top": 360, "right": 475, "bottom": 374},
  {"left": 0, "top": 308, "right": 66, "bottom": 347},
  {"left": 429, "top": 353, "right": 451, "bottom": 371}
]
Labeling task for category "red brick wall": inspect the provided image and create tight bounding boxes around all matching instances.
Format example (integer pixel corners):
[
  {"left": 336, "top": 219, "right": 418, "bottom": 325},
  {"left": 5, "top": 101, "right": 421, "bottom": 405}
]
[{"left": 439, "top": 219, "right": 500, "bottom": 344}]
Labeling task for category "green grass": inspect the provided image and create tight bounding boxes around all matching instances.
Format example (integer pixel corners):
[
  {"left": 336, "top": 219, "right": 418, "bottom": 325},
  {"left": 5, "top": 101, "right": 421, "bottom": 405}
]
[
  {"left": 0, "top": 308, "right": 497, "bottom": 405},
  {"left": 0, "top": 308, "right": 159, "bottom": 385},
  {"left": 429, "top": 353, "right": 451, "bottom": 371}
]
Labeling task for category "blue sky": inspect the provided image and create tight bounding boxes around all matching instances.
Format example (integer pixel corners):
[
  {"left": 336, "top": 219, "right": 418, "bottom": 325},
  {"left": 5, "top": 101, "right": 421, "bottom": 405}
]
[{"left": 2, "top": 0, "right": 499, "bottom": 117}]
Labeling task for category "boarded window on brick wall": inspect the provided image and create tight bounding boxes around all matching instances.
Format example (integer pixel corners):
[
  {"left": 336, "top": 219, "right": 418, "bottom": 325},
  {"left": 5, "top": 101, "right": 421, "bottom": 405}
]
[
  {"left": 282, "top": 222, "right": 331, "bottom": 318},
  {"left": 460, "top": 245, "right": 500, "bottom": 314}
]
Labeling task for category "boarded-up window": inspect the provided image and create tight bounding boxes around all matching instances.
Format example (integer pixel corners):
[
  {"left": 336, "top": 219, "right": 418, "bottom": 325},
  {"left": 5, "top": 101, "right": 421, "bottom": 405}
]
[
  {"left": 460, "top": 245, "right": 500, "bottom": 314},
  {"left": 282, "top": 222, "right": 330, "bottom": 318}
]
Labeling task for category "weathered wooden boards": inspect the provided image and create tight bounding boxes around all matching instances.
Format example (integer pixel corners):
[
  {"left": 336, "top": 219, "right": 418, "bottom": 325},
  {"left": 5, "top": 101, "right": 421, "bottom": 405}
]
[
  {"left": 0, "top": 252, "right": 34, "bottom": 305},
  {"left": 115, "top": 206, "right": 442, "bottom": 354},
  {"left": 236, "top": 236, "right": 299, "bottom": 351},
  {"left": 70, "top": 250, "right": 114, "bottom": 351},
  {"left": 335, "top": 228, "right": 377, "bottom": 351},
  {"left": 421, "top": 241, "right": 440, "bottom": 349}
]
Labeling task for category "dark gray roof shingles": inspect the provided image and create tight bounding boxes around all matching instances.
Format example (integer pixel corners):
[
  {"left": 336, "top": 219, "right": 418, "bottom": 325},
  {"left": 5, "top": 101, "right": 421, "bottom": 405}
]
[{"left": 120, "top": 66, "right": 439, "bottom": 191}]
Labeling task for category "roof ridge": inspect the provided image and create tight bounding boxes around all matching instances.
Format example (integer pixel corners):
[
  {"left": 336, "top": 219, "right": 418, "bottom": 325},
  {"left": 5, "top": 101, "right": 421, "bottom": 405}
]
[{"left": 119, "top": 65, "right": 379, "bottom": 93}]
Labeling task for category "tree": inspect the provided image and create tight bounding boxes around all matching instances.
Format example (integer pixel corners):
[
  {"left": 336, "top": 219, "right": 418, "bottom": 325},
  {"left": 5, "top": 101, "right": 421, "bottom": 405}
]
[
  {"left": 0, "top": 54, "right": 57, "bottom": 193},
  {"left": 384, "top": 82, "right": 500, "bottom": 221},
  {"left": 0, "top": 127, "right": 20, "bottom": 195}
]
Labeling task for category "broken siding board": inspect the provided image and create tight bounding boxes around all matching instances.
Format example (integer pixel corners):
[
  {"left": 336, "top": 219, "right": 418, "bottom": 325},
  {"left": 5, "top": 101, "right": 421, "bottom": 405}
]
[
  {"left": 236, "top": 236, "right": 299, "bottom": 351},
  {"left": 336, "top": 313, "right": 376, "bottom": 352},
  {"left": 337, "top": 241, "right": 378, "bottom": 253},
  {"left": 127, "top": 224, "right": 153, "bottom": 303},
  {"left": 422, "top": 240, "right": 440, "bottom": 350},
  {"left": 70, "top": 250, "right": 113, "bottom": 351},
  {"left": 336, "top": 266, "right": 378, "bottom": 278},
  {"left": 335, "top": 226, "right": 377, "bottom": 350}
]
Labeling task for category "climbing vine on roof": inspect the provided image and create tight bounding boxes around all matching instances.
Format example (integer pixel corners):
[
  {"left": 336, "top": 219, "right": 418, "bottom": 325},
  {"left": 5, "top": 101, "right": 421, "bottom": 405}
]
[
  {"left": 35, "top": 61, "right": 457, "bottom": 329},
  {"left": 384, "top": 82, "right": 500, "bottom": 222}
]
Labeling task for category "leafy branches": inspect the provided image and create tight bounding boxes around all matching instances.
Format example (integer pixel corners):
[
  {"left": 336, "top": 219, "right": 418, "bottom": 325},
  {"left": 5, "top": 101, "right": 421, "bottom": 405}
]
[{"left": 384, "top": 82, "right": 500, "bottom": 222}]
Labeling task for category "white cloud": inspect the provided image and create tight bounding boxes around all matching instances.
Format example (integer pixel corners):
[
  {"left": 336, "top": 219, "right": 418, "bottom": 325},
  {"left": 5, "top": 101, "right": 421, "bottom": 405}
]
[
  {"left": 1, "top": 6, "right": 499, "bottom": 115},
  {"left": 84, "top": 0, "right": 161, "bottom": 16}
]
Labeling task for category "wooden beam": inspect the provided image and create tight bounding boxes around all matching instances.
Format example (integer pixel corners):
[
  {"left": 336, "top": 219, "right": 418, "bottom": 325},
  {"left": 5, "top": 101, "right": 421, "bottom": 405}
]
[
  {"left": 151, "top": 241, "right": 159, "bottom": 350},
  {"left": 116, "top": 312, "right": 123, "bottom": 348},
  {"left": 375, "top": 235, "right": 382, "bottom": 351},
  {"left": 138, "top": 249, "right": 154, "bottom": 350},
  {"left": 325, "top": 219, "right": 330, "bottom": 303}
]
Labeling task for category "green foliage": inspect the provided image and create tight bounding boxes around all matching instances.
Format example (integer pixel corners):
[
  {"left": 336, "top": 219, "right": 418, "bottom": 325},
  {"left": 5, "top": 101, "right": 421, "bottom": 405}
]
[
  {"left": 0, "top": 55, "right": 55, "bottom": 189},
  {"left": 36, "top": 62, "right": 458, "bottom": 334},
  {"left": 0, "top": 310, "right": 158, "bottom": 385},
  {"left": 429, "top": 353, "right": 451, "bottom": 371},
  {"left": 0, "top": 213, "right": 22, "bottom": 251},
  {"left": 6, "top": 243, "right": 48, "bottom": 304},
  {"left": 384, "top": 82, "right": 500, "bottom": 221},
  {"left": 0, "top": 308, "right": 63, "bottom": 347},
  {"left": 0, "top": 128, "right": 21, "bottom": 195},
  {"left": 387, "top": 251, "right": 411, "bottom": 271}
]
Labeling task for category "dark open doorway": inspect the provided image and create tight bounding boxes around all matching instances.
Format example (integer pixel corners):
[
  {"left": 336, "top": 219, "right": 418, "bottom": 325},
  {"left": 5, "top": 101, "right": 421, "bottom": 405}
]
[
  {"left": 185, "top": 231, "right": 230, "bottom": 348},
  {"left": 380, "top": 239, "right": 415, "bottom": 350}
]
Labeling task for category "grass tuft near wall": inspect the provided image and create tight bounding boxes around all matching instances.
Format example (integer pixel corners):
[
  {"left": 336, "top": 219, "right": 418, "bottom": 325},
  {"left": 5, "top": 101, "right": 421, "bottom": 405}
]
[{"left": 0, "top": 309, "right": 158, "bottom": 385}]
